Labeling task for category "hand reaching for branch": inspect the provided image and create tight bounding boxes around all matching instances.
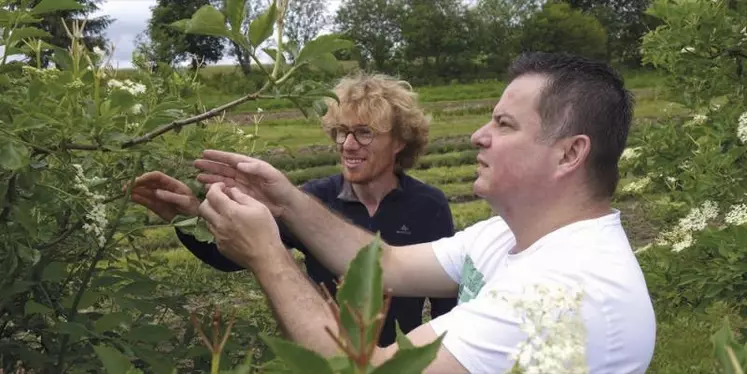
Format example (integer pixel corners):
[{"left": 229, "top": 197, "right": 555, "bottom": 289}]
[
  {"left": 194, "top": 150, "right": 299, "bottom": 218},
  {"left": 128, "top": 171, "right": 201, "bottom": 222}
]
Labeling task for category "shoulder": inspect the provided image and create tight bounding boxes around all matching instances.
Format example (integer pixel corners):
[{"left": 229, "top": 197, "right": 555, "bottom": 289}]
[{"left": 300, "top": 174, "right": 343, "bottom": 198}]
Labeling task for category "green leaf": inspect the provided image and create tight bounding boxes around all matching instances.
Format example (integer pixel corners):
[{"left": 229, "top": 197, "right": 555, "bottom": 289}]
[
  {"left": 54, "top": 321, "right": 91, "bottom": 341},
  {"left": 31, "top": 0, "right": 85, "bottom": 14},
  {"left": 328, "top": 356, "right": 352, "bottom": 372},
  {"left": 8, "top": 27, "right": 51, "bottom": 45},
  {"left": 93, "top": 344, "right": 134, "bottom": 374},
  {"left": 117, "top": 280, "right": 158, "bottom": 296},
  {"left": 260, "top": 334, "right": 334, "bottom": 374},
  {"left": 336, "top": 235, "right": 385, "bottom": 352},
  {"left": 0, "top": 139, "right": 30, "bottom": 171},
  {"left": 309, "top": 53, "right": 341, "bottom": 75},
  {"left": 225, "top": 0, "right": 246, "bottom": 35},
  {"left": 395, "top": 320, "right": 414, "bottom": 349},
  {"left": 125, "top": 324, "right": 174, "bottom": 343},
  {"left": 24, "top": 300, "right": 53, "bottom": 315},
  {"left": 62, "top": 290, "right": 101, "bottom": 310},
  {"left": 297, "top": 35, "right": 353, "bottom": 64},
  {"left": 131, "top": 345, "right": 176, "bottom": 374},
  {"left": 181, "top": 5, "right": 231, "bottom": 38},
  {"left": 370, "top": 334, "right": 445, "bottom": 374},
  {"left": 42, "top": 261, "right": 67, "bottom": 281},
  {"left": 248, "top": 1, "right": 277, "bottom": 47},
  {"left": 95, "top": 312, "right": 132, "bottom": 333}
]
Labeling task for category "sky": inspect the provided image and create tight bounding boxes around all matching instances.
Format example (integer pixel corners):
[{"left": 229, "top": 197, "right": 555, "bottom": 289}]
[{"left": 93, "top": 0, "right": 342, "bottom": 68}]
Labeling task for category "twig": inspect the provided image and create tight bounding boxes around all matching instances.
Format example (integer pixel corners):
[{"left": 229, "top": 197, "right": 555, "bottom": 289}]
[
  {"left": 121, "top": 85, "right": 268, "bottom": 148},
  {"left": 34, "top": 221, "right": 83, "bottom": 250},
  {"left": 0, "top": 173, "right": 16, "bottom": 222}
]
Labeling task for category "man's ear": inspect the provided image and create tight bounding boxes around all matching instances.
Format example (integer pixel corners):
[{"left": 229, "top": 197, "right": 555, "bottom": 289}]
[{"left": 556, "top": 134, "right": 591, "bottom": 177}]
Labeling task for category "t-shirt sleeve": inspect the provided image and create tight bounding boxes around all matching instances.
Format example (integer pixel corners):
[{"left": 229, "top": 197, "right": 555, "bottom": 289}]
[{"left": 430, "top": 218, "right": 491, "bottom": 285}]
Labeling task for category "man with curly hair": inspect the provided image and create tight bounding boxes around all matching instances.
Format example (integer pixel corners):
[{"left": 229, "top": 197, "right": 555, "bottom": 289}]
[{"left": 129, "top": 73, "right": 457, "bottom": 346}]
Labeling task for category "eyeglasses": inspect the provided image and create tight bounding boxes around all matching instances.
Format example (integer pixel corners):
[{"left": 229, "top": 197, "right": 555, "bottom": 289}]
[{"left": 330, "top": 126, "right": 376, "bottom": 145}]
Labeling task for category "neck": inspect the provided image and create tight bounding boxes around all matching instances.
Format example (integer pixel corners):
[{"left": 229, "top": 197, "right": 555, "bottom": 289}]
[
  {"left": 498, "top": 190, "right": 612, "bottom": 253},
  {"left": 351, "top": 170, "right": 399, "bottom": 215}
]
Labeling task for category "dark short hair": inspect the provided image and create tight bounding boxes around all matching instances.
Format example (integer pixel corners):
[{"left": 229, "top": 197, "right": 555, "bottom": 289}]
[{"left": 507, "top": 52, "right": 634, "bottom": 199}]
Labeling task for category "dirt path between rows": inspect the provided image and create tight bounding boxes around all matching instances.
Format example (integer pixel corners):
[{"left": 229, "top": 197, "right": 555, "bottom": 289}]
[{"left": 227, "top": 98, "right": 498, "bottom": 125}]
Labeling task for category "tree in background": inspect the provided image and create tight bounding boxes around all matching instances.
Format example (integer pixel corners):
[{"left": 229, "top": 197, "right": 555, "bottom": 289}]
[
  {"left": 8, "top": 0, "right": 112, "bottom": 67},
  {"left": 472, "top": 0, "right": 542, "bottom": 75},
  {"left": 398, "top": 0, "right": 481, "bottom": 81},
  {"left": 567, "top": 0, "right": 660, "bottom": 66},
  {"left": 284, "top": 0, "right": 330, "bottom": 49},
  {"left": 147, "top": 0, "right": 225, "bottom": 69},
  {"left": 334, "top": 0, "right": 403, "bottom": 71},
  {"left": 519, "top": 1, "right": 608, "bottom": 62}
]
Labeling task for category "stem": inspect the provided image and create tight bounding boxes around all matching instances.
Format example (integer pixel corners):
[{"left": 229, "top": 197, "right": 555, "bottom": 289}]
[
  {"left": 55, "top": 193, "right": 129, "bottom": 371},
  {"left": 210, "top": 353, "right": 221, "bottom": 374}
]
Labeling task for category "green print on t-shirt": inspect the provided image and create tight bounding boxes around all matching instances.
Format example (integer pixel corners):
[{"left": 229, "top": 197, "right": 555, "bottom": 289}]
[{"left": 458, "top": 256, "right": 485, "bottom": 304}]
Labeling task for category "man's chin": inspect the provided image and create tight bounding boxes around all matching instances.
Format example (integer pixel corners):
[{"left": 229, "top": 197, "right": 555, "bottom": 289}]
[{"left": 342, "top": 169, "right": 372, "bottom": 184}]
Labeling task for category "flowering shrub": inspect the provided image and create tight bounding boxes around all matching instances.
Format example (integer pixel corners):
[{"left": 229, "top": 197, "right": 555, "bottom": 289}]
[
  {"left": 0, "top": 0, "right": 360, "bottom": 372},
  {"left": 616, "top": 1, "right": 747, "bottom": 371}
]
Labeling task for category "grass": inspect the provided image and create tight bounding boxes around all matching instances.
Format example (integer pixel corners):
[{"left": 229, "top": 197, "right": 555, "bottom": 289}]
[{"left": 132, "top": 70, "right": 739, "bottom": 372}]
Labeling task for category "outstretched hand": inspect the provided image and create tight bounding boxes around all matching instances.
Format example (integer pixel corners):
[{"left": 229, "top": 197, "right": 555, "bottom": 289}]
[
  {"left": 128, "top": 171, "right": 201, "bottom": 222},
  {"left": 194, "top": 150, "right": 298, "bottom": 218},
  {"left": 199, "top": 182, "right": 285, "bottom": 269}
]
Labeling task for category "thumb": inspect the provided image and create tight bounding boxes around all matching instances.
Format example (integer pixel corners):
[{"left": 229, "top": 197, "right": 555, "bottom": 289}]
[{"left": 229, "top": 187, "right": 257, "bottom": 206}]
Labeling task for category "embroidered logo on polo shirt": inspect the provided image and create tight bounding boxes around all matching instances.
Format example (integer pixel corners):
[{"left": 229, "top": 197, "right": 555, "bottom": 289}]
[{"left": 396, "top": 224, "right": 411, "bottom": 235}]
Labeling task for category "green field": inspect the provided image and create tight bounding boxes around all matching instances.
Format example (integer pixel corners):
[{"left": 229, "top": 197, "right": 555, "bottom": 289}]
[{"left": 139, "top": 69, "right": 738, "bottom": 373}]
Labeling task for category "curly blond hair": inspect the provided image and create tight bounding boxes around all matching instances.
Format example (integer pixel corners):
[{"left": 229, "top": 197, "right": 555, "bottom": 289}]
[{"left": 320, "top": 72, "right": 431, "bottom": 170}]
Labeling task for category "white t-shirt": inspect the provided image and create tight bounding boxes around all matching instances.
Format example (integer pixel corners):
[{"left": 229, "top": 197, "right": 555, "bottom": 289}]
[{"left": 428, "top": 210, "right": 656, "bottom": 374}]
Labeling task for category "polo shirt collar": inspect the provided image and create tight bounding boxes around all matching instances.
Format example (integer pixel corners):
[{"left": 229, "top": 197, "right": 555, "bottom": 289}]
[{"left": 337, "top": 171, "right": 407, "bottom": 202}]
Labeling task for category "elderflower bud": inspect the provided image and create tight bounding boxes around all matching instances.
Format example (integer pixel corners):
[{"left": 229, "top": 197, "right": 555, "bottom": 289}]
[{"left": 131, "top": 103, "right": 144, "bottom": 115}]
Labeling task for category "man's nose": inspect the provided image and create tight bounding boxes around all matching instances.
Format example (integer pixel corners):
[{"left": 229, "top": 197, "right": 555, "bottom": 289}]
[{"left": 471, "top": 124, "right": 491, "bottom": 148}]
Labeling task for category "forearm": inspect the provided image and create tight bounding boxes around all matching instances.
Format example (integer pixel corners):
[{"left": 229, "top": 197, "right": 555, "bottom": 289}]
[
  {"left": 281, "top": 190, "right": 390, "bottom": 277},
  {"left": 252, "top": 247, "right": 342, "bottom": 357}
]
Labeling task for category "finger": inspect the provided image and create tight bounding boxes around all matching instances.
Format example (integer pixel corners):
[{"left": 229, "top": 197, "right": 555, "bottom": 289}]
[
  {"left": 205, "top": 182, "right": 236, "bottom": 214},
  {"left": 136, "top": 171, "right": 191, "bottom": 193},
  {"left": 200, "top": 149, "right": 255, "bottom": 168},
  {"left": 228, "top": 187, "right": 256, "bottom": 206},
  {"left": 131, "top": 192, "right": 159, "bottom": 208},
  {"left": 194, "top": 159, "right": 239, "bottom": 178},
  {"left": 198, "top": 199, "right": 221, "bottom": 225},
  {"left": 196, "top": 173, "right": 237, "bottom": 187},
  {"left": 155, "top": 189, "right": 195, "bottom": 208}
]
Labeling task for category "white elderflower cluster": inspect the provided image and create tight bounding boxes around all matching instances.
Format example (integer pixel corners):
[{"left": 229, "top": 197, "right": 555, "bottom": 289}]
[
  {"left": 131, "top": 103, "right": 144, "bottom": 115},
  {"left": 737, "top": 111, "right": 747, "bottom": 144},
  {"left": 687, "top": 113, "right": 708, "bottom": 126},
  {"left": 621, "top": 176, "right": 651, "bottom": 194},
  {"left": 72, "top": 164, "right": 108, "bottom": 248},
  {"left": 657, "top": 200, "right": 719, "bottom": 252},
  {"left": 107, "top": 79, "right": 146, "bottom": 96},
  {"left": 491, "top": 282, "right": 588, "bottom": 374},
  {"left": 620, "top": 147, "right": 642, "bottom": 161},
  {"left": 725, "top": 203, "right": 747, "bottom": 226}
]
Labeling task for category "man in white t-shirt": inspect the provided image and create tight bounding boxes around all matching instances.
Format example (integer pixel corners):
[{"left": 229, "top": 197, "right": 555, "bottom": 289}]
[{"left": 190, "top": 52, "right": 656, "bottom": 373}]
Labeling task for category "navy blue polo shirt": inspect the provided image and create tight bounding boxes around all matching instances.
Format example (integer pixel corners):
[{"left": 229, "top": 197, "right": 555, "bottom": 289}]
[{"left": 175, "top": 171, "right": 457, "bottom": 346}]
